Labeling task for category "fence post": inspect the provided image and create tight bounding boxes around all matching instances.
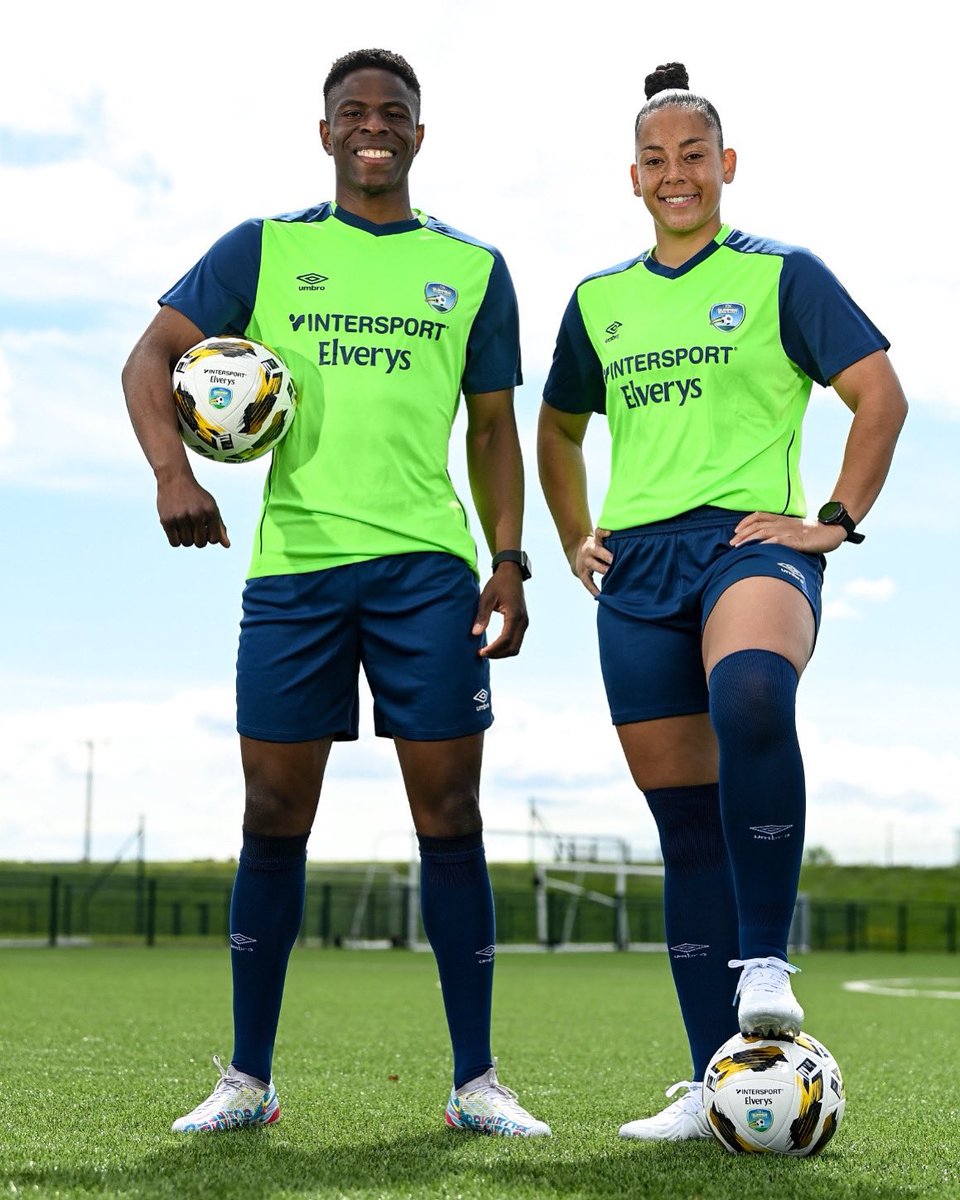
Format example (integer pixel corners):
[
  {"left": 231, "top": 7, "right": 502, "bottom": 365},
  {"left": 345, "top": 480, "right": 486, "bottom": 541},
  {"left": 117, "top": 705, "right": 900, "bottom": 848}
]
[
  {"left": 845, "top": 902, "right": 857, "bottom": 952},
  {"left": 146, "top": 878, "right": 157, "bottom": 947},
  {"left": 48, "top": 876, "right": 60, "bottom": 947},
  {"left": 320, "top": 883, "right": 331, "bottom": 945}
]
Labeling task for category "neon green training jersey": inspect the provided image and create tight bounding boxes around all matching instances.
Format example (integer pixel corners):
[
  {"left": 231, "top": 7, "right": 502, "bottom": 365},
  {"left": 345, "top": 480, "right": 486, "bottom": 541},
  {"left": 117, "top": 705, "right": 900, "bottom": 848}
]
[
  {"left": 543, "top": 225, "right": 888, "bottom": 529},
  {"left": 160, "top": 202, "right": 522, "bottom": 577}
]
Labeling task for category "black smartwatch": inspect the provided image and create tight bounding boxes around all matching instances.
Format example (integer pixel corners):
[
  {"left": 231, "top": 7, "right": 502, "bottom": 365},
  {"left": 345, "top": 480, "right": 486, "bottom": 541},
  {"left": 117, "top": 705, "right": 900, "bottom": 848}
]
[
  {"left": 817, "top": 501, "right": 865, "bottom": 544},
  {"left": 491, "top": 549, "right": 532, "bottom": 580}
]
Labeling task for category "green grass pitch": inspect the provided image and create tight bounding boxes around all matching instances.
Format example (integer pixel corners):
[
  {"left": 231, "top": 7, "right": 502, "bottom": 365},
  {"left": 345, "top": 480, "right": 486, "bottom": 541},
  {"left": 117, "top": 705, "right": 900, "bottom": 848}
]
[{"left": 1, "top": 948, "right": 957, "bottom": 1199}]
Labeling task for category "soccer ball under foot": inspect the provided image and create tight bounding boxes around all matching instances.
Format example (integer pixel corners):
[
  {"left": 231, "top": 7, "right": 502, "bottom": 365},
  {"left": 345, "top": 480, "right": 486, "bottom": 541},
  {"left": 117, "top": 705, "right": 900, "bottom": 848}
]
[{"left": 704, "top": 1031, "right": 845, "bottom": 1156}]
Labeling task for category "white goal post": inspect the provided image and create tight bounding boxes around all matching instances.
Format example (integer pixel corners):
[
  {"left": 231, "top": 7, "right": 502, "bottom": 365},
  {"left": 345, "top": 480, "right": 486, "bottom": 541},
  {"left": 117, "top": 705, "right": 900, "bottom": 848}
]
[{"left": 534, "top": 861, "right": 666, "bottom": 951}]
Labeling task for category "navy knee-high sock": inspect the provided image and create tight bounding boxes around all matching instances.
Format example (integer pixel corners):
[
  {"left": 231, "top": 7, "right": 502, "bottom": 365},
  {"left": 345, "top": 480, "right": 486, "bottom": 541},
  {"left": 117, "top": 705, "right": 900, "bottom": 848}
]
[
  {"left": 230, "top": 830, "right": 308, "bottom": 1084},
  {"left": 418, "top": 831, "right": 494, "bottom": 1090},
  {"left": 709, "top": 649, "right": 805, "bottom": 961},
  {"left": 645, "top": 784, "right": 741, "bottom": 1079}
]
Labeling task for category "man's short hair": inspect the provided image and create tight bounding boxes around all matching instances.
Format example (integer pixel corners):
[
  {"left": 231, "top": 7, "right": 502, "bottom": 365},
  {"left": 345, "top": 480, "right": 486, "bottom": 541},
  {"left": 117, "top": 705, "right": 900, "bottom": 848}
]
[{"left": 323, "top": 49, "right": 421, "bottom": 114}]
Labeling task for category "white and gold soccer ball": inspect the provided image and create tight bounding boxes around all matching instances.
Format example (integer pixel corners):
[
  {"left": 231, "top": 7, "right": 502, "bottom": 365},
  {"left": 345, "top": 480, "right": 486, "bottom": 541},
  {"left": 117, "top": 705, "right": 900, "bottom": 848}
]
[
  {"left": 704, "top": 1031, "right": 845, "bottom": 1156},
  {"left": 173, "top": 336, "right": 297, "bottom": 463}
]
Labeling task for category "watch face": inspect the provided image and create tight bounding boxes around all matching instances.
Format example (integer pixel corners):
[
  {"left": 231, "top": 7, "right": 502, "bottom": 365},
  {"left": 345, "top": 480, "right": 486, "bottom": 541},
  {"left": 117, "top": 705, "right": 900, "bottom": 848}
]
[{"left": 818, "top": 501, "right": 844, "bottom": 524}]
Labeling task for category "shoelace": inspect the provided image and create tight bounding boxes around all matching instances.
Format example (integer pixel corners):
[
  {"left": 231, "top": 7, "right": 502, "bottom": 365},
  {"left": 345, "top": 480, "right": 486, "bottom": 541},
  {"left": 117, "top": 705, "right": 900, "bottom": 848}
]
[
  {"left": 663, "top": 1081, "right": 703, "bottom": 1111},
  {"left": 191, "top": 1055, "right": 252, "bottom": 1113},
  {"left": 729, "top": 956, "right": 800, "bottom": 1000},
  {"left": 467, "top": 1078, "right": 533, "bottom": 1121}
]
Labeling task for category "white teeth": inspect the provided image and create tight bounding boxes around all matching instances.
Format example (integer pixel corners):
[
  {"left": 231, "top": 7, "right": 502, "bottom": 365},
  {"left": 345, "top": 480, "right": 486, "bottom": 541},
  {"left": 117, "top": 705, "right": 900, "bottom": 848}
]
[
  {"left": 356, "top": 148, "right": 394, "bottom": 158},
  {"left": 663, "top": 195, "right": 695, "bottom": 205}
]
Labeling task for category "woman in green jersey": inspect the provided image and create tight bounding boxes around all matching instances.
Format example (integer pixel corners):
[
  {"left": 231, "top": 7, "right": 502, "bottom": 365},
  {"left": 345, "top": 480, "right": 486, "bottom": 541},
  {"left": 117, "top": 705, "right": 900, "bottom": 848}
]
[{"left": 538, "top": 61, "right": 907, "bottom": 1141}]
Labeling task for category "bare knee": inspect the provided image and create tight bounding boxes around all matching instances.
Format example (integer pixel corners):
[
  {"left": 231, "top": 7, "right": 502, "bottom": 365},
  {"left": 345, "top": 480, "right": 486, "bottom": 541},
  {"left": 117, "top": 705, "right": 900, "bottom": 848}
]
[{"left": 411, "top": 787, "right": 482, "bottom": 838}]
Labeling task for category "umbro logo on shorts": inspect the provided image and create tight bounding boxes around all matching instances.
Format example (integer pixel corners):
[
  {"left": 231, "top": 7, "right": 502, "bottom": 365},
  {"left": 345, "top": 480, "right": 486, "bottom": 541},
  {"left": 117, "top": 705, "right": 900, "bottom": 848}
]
[
  {"left": 473, "top": 688, "right": 490, "bottom": 712},
  {"left": 777, "top": 561, "right": 808, "bottom": 589}
]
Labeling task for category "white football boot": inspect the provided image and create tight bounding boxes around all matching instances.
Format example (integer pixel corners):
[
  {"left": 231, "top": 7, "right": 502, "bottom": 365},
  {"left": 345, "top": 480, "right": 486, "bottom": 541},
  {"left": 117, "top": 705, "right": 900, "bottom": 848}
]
[
  {"left": 619, "top": 1081, "right": 712, "bottom": 1141},
  {"left": 171, "top": 1055, "right": 279, "bottom": 1132},
  {"left": 730, "top": 955, "right": 804, "bottom": 1038},
  {"left": 445, "top": 1062, "right": 551, "bottom": 1137}
]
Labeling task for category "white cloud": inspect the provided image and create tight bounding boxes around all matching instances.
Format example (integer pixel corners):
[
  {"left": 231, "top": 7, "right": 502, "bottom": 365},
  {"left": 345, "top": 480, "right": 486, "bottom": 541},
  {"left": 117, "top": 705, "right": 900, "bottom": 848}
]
[
  {"left": 821, "top": 599, "right": 860, "bottom": 622},
  {"left": 821, "top": 576, "right": 897, "bottom": 621},
  {"left": 0, "top": 329, "right": 146, "bottom": 487},
  {"left": 2, "top": 681, "right": 956, "bottom": 867},
  {"left": 843, "top": 578, "right": 896, "bottom": 602}
]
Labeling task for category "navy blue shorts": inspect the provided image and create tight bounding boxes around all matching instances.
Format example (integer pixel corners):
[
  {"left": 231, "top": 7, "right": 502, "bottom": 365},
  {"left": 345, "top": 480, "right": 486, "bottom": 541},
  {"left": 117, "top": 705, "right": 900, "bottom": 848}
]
[
  {"left": 236, "top": 552, "right": 491, "bottom": 743},
  {"left": 596, "top": 507, "right": 824, "bottom": 725}
]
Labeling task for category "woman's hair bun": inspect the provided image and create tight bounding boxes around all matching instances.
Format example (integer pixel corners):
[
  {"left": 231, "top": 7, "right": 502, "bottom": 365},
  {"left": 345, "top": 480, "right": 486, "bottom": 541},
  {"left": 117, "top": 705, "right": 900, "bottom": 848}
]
[{"left": 644, "top": 62, "right": 689, "bottom": 100}]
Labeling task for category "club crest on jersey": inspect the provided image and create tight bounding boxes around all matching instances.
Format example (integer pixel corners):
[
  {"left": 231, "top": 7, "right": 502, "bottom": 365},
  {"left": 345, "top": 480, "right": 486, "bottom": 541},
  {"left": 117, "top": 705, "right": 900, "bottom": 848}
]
[
  {"left": 425, "top": 282, "right": 458, "bottom": 312},
  {"left": 709, "top": 302, "right": 746, "bottom": 331}
]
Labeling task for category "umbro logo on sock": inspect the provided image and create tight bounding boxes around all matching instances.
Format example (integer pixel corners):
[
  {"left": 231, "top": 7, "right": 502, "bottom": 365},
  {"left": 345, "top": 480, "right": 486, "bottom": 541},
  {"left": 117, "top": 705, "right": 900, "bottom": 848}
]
[
  {"left": 750, "top": 824, "right": 794, "bottom": 840},
  {"left": 230, "top": 933, "right": 257, "bottom": 951},
  {"left": 476, "top": 944, "right": 495, "bottom": 964},
  {"left": 670, "top": 943, "right": 709, "bottom": 958}
]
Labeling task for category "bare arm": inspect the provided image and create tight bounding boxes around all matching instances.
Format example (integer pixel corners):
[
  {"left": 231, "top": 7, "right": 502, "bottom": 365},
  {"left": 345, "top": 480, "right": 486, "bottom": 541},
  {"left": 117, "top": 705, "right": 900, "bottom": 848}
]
[
  {"left": 537, "top": 401, "right": 611, "bottom": 595},
  {"left": 464, "top": 388, "right": 527, "bottom": 658},
  {"left": 824, "top": 349, "right": 909, "bottom": 521},
  {"left": 731, "top": 349, "right": 908, "bottom": 552},
  {"left": 121, "top": 306, "right": 230, "bottom": 549}
]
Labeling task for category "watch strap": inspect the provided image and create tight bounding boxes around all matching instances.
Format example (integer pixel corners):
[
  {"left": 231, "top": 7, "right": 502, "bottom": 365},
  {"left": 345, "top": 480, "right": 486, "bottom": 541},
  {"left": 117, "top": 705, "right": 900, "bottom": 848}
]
[{"left": 491, "top": 549, "right": 532, "bottom": 580}]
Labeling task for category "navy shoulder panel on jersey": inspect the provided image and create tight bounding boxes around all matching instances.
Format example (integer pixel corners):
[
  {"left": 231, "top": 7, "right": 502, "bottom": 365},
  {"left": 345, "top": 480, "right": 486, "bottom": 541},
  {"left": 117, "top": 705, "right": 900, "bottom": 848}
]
[
  {"left": 723, "top": 229, "right": 890, "bottom": 385},
  {"left": 159, "top": 205, "right": 336, "bottom": 336},
  {"left": 270, "top": 201, "right": 335, "bottom": 224},
  {"left": 542, "top": 258, "right": 650, "bottom": 415},
  {"left": 159, "top": 218, "right": 264, "bottom": 337}
]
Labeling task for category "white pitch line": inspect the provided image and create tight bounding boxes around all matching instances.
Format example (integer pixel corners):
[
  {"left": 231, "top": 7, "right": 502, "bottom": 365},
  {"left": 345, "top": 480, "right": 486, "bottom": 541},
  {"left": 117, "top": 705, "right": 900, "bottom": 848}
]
[{"left": 843, "top": 977, "right": 960, "bottom": 1000}]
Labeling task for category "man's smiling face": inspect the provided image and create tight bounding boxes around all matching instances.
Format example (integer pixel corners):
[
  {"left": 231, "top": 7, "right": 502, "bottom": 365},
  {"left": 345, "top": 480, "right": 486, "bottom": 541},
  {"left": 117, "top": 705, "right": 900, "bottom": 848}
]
[{"left": 320, "top": 67, "right": 423, "bottom": 202}]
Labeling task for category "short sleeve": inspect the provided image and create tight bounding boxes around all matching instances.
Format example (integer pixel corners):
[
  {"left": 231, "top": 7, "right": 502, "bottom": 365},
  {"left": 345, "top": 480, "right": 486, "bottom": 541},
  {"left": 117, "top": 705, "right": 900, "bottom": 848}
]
[
  {"left": 779, "top": 250, "right": 890, "bottom": 387},
  {"left": 159, "top": 219, "right": 264, "bottom": 337},
  {"left": 461, "top": 251, "right": 522, "bottom": 395},
  {"left": 542, "top": 289, "right": 606, "bottom": 415}
]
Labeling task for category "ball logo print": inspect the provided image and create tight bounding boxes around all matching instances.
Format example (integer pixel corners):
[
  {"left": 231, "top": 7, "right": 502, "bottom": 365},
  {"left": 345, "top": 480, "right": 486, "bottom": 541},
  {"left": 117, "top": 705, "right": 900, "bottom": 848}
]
[
  {"left": 208, "top": 387, "right": 233, "bottom": 410},
  {"left": 747, "top": 1108, "right": 773, "bottom": 1132},
  {"left": 173, "top": 337, "right": 297, "bottom": 463}
]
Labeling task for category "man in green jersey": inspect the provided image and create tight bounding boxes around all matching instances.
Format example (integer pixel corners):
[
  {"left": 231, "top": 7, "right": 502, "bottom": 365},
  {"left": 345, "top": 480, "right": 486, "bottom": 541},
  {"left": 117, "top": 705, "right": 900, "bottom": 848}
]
[{"left": 122, "top": 48, "right": 548, "bottom": 1138}]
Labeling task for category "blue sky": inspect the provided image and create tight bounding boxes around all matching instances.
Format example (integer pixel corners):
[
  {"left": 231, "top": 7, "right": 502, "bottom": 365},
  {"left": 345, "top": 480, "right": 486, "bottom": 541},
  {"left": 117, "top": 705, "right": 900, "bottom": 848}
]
[{"left": 1, "top": 0, "right": 957, "bottom": 867}]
